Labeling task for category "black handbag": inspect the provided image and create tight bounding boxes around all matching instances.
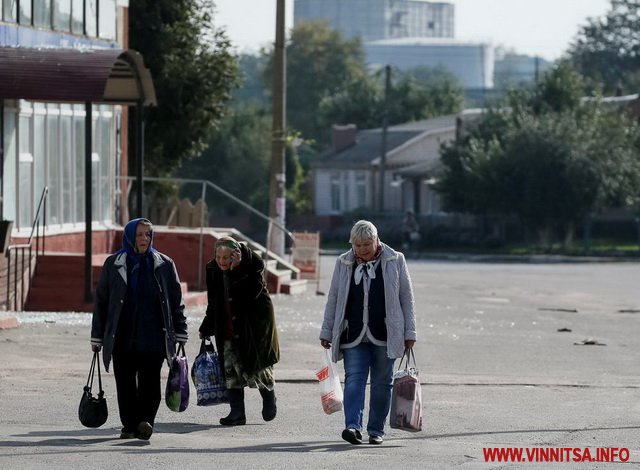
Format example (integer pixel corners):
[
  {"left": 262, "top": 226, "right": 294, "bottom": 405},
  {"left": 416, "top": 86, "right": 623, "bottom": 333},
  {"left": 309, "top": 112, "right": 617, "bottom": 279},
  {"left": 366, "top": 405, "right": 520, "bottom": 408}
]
[{"left": 78, "top": 351, "right": 108, "bottom": 428}]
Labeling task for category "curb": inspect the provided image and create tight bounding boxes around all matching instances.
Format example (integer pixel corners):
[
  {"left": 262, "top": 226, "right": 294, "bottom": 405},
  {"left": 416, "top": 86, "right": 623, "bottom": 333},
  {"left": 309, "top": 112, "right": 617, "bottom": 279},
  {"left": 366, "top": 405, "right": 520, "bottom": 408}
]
[{"left": 0, "top": 315, "right": 19, "bottom": 330}]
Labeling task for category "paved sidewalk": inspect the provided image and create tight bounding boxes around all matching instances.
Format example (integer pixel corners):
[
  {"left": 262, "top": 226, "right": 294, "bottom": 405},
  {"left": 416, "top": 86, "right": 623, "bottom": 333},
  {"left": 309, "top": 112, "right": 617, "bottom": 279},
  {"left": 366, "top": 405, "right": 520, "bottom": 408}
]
[{"left": 1, "top": 257, "right": 639, "bottom": 469}]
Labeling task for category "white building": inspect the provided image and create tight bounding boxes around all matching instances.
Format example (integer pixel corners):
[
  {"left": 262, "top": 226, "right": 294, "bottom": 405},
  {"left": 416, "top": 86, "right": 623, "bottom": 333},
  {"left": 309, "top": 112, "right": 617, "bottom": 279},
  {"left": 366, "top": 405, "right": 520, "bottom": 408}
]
[
  {"left": 312, "top": 115, "right": 462, "bottom": 216},
  {"left": 365, "top": 38, "right": 494, "bottom": 89},
  {"left": 294, "top": 0, "right": 493, "bottom": 91},
  {"left": 294, "top": 0, "right": 455, "bottom": 41}
]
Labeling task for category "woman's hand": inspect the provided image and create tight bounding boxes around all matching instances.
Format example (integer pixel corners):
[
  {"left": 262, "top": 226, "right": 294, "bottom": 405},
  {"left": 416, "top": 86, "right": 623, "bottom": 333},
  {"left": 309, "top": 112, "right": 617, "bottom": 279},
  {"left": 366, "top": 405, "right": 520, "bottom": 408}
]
[
  {"left": 229, "top": 249, "right": 242, "bottom": 270},
  {"left": 91, "top": 344, "right": 102, "bottom": 352},
  {"left": 320, "top": 339, "right": 331, "bottom": 349},
  {"left": 404, "top": 339, "right": 415, "bottom": 349},
  {"left": 199, "top": 332, "right": 211, "bottom": 340}
]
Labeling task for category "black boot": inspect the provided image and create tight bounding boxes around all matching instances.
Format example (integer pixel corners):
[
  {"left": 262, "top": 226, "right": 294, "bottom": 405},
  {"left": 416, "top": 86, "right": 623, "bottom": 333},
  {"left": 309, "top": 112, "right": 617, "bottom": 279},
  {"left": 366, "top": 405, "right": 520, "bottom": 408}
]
[
  {"left": 220, "top": 388, "right": 246, "bottom": 426},
  {"left": 259, "top": 388, "right": 277, "bottom": 422}
]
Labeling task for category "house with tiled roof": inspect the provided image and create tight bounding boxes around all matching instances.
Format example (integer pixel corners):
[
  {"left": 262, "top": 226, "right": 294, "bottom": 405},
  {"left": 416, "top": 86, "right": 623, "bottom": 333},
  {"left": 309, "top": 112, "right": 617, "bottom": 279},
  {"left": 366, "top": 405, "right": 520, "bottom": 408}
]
[{"left": 311, "top": 111, "right": 481, "bottom": 216}]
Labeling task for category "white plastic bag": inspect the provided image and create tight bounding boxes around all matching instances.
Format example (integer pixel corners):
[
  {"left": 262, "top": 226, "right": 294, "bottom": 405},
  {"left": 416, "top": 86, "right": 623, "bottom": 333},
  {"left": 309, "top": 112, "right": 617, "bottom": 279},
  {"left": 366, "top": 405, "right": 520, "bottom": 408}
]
[{"left": 315, "top": 348, "right": 343, "bottom": 414}]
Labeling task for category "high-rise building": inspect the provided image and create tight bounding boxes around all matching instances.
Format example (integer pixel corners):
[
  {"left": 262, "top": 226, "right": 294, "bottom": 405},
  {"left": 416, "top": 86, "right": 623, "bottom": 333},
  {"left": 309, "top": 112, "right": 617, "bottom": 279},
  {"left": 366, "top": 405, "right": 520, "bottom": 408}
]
[
  {"left": 294, "top": 0, "right": 454, "bottom": 42},
  {"left": 293, "top": 0, "right": 493, "bottom": 91}
]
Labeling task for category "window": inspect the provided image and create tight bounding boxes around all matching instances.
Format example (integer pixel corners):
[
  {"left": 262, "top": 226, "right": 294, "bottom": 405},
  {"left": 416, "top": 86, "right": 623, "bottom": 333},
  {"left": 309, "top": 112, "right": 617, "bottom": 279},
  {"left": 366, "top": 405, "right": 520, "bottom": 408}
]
[
  {"left": 74, "top": 110, "right": 85, "bottom": 223},
  {"left": 60, "top": 109, "right": 73, "bottom": 223},
  {"left": 18, "top": 153, "right": 34, "bottom": 229},
  {"left": 33, "top": 0, "right": 51, "bottom": 28},
  {"left": 53, "top": 0, "right": 71, "bottom": 32},
  {"left": 3, "top": 0, "right": 17, "bottom": 23},
  {"left": 3, "top": 102, "right": 119, "bottom": 229},
  {"left": 99, "top": 0, "right": 117, "bottom": 40},
  {"left": 99, "top": 108, "right": 114, "bottom": 221},
  {"left": 18, "top": 0, "right": 30, "bottom": 25},
  {"left": 71, "top": 0, "right": 83, "bottom": 34},
  {"left": 34, "top": 112, "right": 47, "bottom": 222},
  {"left": 330, "top": 173, "right": 341, "bottom": 212},
  {"left": 47, "top": 108, "right": 60, "bottom": 225},
  {"left": 18, "top": 114, "right": 33, "bottom": 229},
  {"left": 355, "top": 172, "right": 367, "bottom": 208},
  {"left": 2, "top": 109, "right": 16, "bottom": 223},
  {"left": 85, "top": 0, "right": 98, "bottom": 37}
]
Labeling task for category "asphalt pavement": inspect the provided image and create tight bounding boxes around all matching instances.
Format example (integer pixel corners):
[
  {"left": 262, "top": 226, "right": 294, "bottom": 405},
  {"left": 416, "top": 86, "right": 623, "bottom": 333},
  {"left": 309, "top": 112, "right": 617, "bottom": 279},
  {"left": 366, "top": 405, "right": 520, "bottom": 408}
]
[{"left": 1, "top": 256, "right": 639, "bottom": 469}]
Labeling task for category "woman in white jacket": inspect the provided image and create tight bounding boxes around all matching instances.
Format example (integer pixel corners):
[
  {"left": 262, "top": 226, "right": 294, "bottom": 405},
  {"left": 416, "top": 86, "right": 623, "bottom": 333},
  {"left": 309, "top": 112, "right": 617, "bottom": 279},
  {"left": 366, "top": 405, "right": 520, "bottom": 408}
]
[{"left": 320, "top": 220, "right": 417, "bottom": 445}]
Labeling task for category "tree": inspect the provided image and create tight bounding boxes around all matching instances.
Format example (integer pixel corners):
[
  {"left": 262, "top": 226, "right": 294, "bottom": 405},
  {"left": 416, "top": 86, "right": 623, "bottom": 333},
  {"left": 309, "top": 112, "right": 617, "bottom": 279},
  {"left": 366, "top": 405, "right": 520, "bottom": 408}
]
[
  {"left": 129, "top": 0, "right": 239, "bottom": 176},
  {"left": 436, "top": 64, "right": 640, "bottom": 244},
  {"left": 262, "top": 20, "right": 367, "bottom": 143},
  {"left": 319, "top": 65, "right": 464, "bottom": 132},
  {"left": 567, "top": 0, "right": 640, "bottom": 94},
  {"left": 175, "top": 104, "right": 273, "bottom": 214},
  {"left": 175, "top": 104, "right": 310, "bottom": 216},
  {"left": 233, "top": 53, "right": 269, "bottom": 106},
  {"left": 318, "top": 71, "right": 384, "bottom": 130}
]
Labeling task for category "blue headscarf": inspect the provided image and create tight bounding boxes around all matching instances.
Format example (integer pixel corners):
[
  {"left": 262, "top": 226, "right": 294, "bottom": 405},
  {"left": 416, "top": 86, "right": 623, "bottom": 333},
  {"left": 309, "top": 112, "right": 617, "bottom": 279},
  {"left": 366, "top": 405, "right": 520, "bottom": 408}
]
[
  {"left": 118, "top": 218, "right": 157, "bottom": 292},
  {"left": 118, "top": 218, "right": 157, "bottom": 256}
]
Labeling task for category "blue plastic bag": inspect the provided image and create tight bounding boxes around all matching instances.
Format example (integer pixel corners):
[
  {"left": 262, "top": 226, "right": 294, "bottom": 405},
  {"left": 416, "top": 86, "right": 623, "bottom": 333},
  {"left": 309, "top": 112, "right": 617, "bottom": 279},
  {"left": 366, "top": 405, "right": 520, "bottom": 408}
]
[
  {"left": 191, "top": 339, "right": 229, "bottom": 406},
  {"left": 165, "top": 343, "right": 190, "bottom": 412}
]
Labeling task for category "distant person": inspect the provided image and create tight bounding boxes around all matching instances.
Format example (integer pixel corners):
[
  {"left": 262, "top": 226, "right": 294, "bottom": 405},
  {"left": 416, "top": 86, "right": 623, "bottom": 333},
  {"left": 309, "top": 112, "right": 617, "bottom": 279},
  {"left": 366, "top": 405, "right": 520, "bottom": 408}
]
[
  {"left": 199, "top": 236, "right": 279, "bottom": 426},
  {"left": 402, "top": 210, "right": 420, "bottom": 251},
  {"left": 320, "top": 220, "right": 417, "bottom": 445},
  {"left": 91, "top": 218, "right": 188, "bottom": 440}
]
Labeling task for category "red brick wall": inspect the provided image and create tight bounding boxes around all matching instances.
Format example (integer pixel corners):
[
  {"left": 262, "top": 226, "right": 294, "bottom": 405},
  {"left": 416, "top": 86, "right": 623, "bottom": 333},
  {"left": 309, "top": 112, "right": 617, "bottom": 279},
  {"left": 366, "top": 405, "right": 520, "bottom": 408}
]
[
  {"left": 9, "top": 229, "right": 117, "bottom": 254},
  {"left": 150, "top": 229, "right": 218, "bottom": 290}
]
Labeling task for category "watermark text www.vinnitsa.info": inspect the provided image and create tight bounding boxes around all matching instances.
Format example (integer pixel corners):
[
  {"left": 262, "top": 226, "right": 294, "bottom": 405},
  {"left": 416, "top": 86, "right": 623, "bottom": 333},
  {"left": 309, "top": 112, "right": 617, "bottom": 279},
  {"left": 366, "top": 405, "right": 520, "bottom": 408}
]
[{"left": 483, "top": 447, "right": 630, "bottom": 463}]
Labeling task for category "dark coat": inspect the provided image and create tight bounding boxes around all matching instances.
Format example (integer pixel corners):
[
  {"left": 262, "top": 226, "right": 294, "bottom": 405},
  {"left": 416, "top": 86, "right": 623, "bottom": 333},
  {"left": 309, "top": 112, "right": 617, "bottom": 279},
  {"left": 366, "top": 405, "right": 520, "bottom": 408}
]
[
  {"left": 199, "top": 243, "right": 279, "bottom": 376},
  {"left": 91, "top": 251, "right": 188, "bottom": 372}
]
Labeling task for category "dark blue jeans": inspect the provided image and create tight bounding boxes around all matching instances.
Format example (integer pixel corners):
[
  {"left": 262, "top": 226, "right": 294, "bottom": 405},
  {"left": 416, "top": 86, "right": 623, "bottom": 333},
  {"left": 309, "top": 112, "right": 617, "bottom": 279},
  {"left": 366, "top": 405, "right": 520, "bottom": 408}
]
[{"left": 342, "top": 342, "right": 395, "bottom": 437}]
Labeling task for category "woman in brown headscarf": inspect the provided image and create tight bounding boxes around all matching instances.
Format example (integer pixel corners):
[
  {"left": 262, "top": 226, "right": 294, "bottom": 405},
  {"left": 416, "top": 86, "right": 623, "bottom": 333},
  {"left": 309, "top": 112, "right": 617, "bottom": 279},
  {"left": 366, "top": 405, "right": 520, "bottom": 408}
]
[{"left": 199, "top": 236, "right": 279, "bottom": 425}]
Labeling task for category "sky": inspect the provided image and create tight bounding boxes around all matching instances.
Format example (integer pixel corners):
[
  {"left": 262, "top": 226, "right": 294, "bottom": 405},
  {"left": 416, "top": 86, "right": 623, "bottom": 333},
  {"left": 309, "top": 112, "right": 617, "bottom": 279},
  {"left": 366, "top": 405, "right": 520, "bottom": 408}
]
[{"left": 212, "top": 0, "right": 612, "bottom": 61}]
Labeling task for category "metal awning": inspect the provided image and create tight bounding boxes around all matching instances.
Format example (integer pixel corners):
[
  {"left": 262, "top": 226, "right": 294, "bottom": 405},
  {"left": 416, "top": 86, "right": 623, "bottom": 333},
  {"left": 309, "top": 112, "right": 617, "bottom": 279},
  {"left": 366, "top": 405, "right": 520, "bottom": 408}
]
[
  {"left": 0, "top": 47, "right": 156, "bottom": 105},
  {"left": 0, "top": 46, "right": 156, "bottom": 304}
]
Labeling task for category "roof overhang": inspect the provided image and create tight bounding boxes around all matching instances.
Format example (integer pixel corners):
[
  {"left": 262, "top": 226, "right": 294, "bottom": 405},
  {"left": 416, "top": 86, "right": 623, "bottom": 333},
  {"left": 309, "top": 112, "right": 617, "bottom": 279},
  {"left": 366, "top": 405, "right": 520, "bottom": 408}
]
[
  {"left": 0, "top": 47, "right": 156, "bottom": 106},
  {"left": 394, "top": 159, "right": 442, "bottom": 177}
]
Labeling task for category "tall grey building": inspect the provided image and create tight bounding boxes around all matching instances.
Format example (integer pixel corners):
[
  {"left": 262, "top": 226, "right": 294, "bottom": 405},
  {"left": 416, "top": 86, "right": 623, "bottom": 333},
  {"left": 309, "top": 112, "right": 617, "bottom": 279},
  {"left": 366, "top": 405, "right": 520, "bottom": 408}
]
[{"left": 294, "top": 0, "right": 454, "bottom": 42}]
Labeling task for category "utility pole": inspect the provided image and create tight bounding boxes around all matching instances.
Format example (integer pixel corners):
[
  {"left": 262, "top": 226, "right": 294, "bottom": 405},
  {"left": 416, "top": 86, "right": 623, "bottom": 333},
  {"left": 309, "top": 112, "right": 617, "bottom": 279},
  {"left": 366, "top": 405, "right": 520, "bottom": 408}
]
[
  {"left": 378, "top": 65, "right": 391, "bottom": 212},
  {"left": 268, "top": 0, "right": 286, "bottom": 256}
]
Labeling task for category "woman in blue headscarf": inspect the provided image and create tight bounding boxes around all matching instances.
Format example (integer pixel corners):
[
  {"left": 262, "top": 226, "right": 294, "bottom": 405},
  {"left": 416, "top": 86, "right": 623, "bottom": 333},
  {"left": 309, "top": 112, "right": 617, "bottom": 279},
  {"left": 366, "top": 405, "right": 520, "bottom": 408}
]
[{"left": 91, "top": 218, "right": 188, "bottom": 440}]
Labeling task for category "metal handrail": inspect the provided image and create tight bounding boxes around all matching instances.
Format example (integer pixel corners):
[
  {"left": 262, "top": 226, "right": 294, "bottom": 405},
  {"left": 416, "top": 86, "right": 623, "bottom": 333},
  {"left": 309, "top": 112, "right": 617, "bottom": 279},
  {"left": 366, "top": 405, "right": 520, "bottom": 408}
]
[
  {"left": 133, "top": 176, "right": 295, "bottom": 242},
  {"left": 122, "top": 176, "right": 296, "bottom": 289},
  {"left": 6, "top": 186, "right": 48, "bottom": 311}
]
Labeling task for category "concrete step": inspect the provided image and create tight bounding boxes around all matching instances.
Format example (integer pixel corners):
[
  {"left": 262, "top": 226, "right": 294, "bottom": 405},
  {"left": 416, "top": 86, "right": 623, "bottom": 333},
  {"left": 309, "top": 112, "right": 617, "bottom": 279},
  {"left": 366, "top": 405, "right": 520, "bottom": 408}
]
[
  {"left": 31, "top": 273, "right": 85, "bottom": 289},
  {"left": 32, "top": 270, "right": 102, "bottom": 288},
  {"left": 34, "top": 261, "right": 83, "bottom": 277},
  {"left": 26, "top": 295, "right": 93, "bottom": 312},
  {"left": 27, "top": 285, "right": 85, "bottom": 303},
  {"left": 280, "top": 279, "right": 308, "bottom": 295},
  {"left": 184, "top": 291, "right": 207, "bottom": 307},
  {"left": 266, "top": 268, "right": 293, "bottom": 294},
  {"left": 265, "top": 259, "right": 278, "bottom": 270},
  {"left": 270, "top": 269, "right": 292, "bottom": 283}
]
